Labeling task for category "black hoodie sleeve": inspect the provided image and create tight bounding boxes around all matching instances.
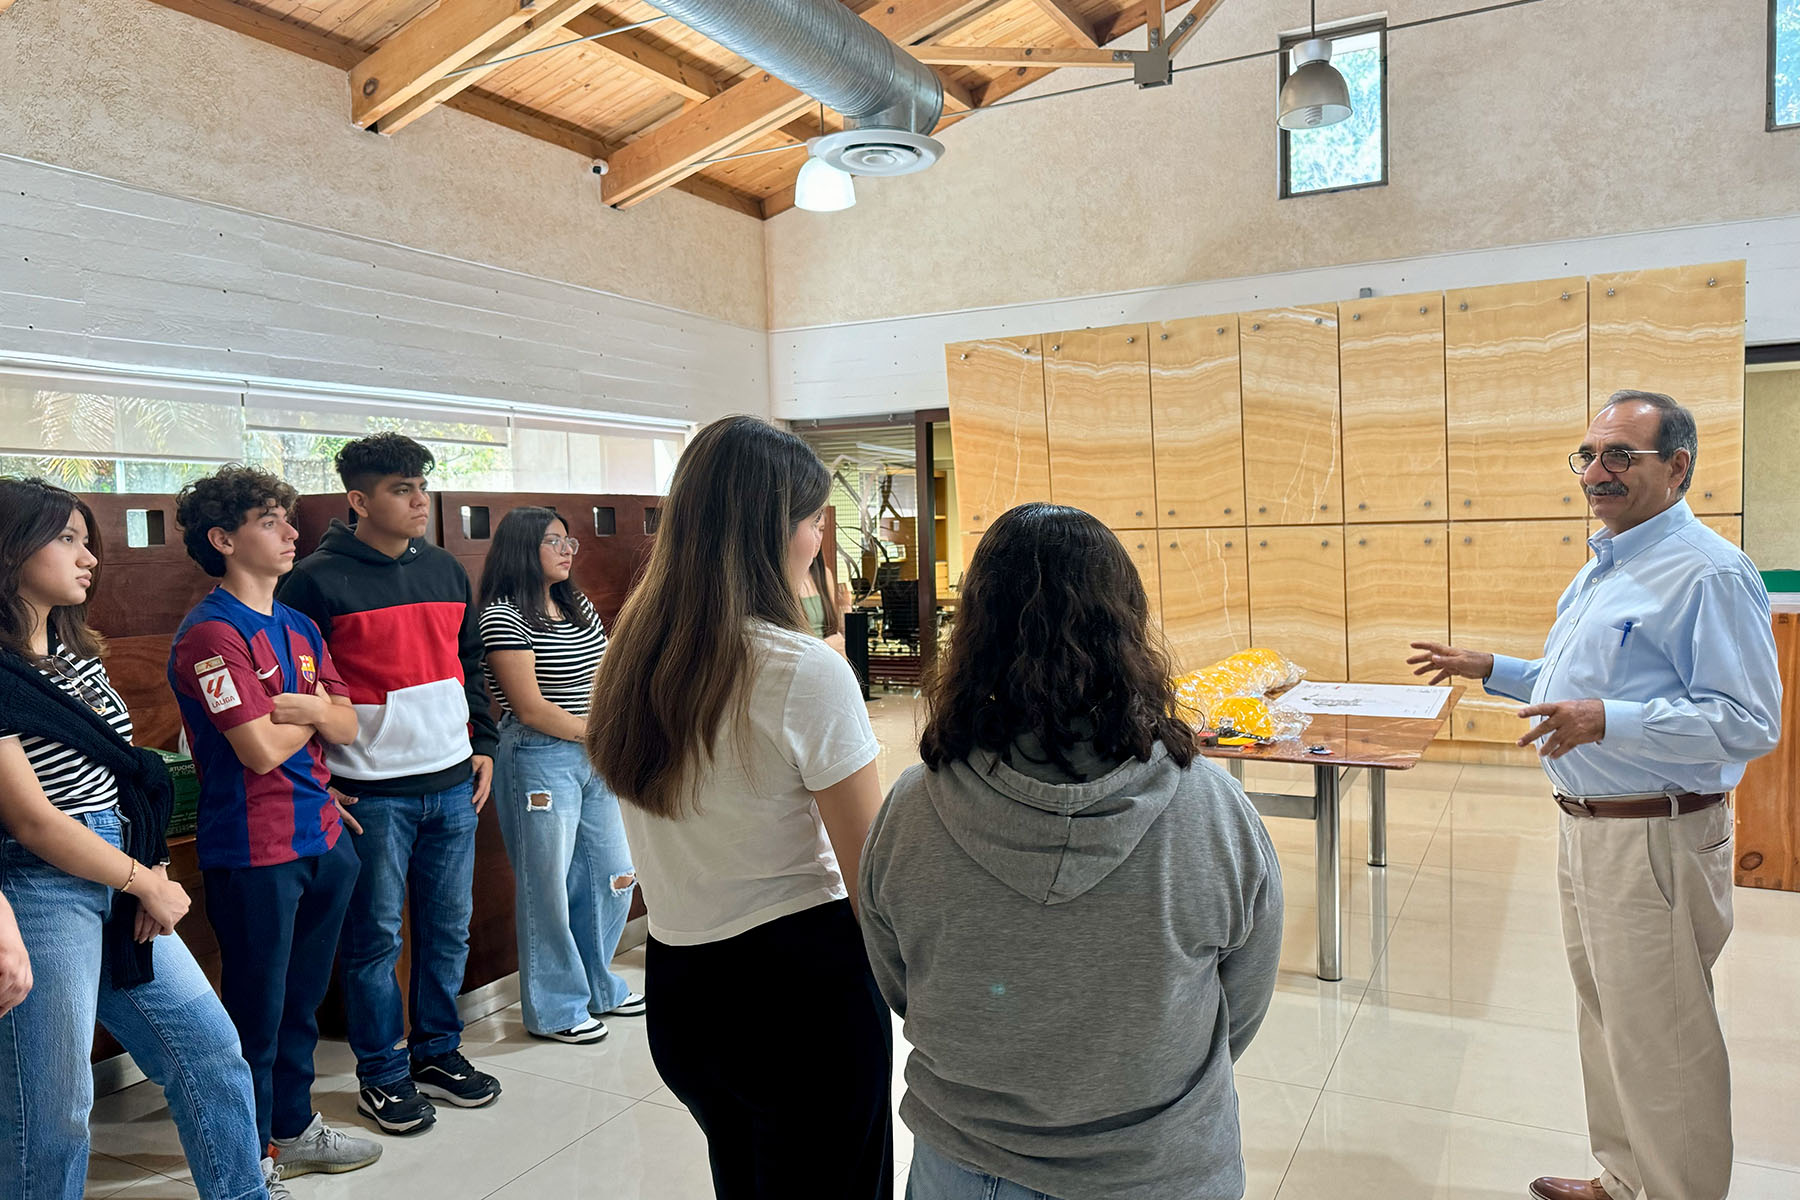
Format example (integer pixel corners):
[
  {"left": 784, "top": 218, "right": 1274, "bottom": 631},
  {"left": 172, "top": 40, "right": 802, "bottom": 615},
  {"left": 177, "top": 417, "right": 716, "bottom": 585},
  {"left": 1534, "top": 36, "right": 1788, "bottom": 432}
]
[{"left": 457, "top": 564, "right": 498, "bottom": 758}]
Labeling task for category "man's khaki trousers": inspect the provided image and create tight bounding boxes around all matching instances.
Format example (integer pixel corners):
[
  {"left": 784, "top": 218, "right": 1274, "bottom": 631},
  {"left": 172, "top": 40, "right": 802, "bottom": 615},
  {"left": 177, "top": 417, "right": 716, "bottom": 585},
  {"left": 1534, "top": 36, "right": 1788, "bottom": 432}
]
[{"left": 1558, "top": 801, "right": 1735, "bottom": 1200}]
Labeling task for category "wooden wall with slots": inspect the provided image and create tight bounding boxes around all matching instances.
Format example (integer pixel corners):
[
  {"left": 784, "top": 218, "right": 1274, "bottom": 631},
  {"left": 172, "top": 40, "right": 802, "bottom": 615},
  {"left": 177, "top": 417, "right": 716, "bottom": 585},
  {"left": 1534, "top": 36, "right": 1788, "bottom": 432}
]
[{"left": 945, "top": 260, "right": 1747, "bottom": 748}]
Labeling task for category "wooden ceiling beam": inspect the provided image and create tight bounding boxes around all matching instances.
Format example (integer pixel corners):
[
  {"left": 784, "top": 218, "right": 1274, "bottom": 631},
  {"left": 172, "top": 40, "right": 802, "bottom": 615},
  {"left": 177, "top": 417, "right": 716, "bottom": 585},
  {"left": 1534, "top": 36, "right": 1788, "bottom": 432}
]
[
  {"left": 601, "top": 0, "right": 1001, "bottom": 208},
  {"left": 563, "top": 12, "right": 723, "bottom": 103},
  {"left": 910, "top": 45, "right": 1128, "bottom": 66},
  {"left": 1031, "top": 0, "right": 1100, "bottom": 46},
  {"left": 1165, "top": 0, "right": 1228, "bottom": 58},
  {"left": 145, "top": 0, "right": 358, "bottom": 69},
  {"left": 935, "top": 69, "right": 978, "bottom": 112},
  {"left": 350, "top": 0, "right": 590, "bottom": 130},
  {"left": 378, "top": 3, "right": 596, "bottom": 136}
]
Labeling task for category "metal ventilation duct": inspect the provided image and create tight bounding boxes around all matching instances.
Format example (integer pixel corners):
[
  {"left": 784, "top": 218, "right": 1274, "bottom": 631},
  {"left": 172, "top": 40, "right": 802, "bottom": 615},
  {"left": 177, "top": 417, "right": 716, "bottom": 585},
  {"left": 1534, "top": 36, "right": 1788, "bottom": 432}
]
[{"left": 648, "top": 0, "right": 944, "bottom": 139}]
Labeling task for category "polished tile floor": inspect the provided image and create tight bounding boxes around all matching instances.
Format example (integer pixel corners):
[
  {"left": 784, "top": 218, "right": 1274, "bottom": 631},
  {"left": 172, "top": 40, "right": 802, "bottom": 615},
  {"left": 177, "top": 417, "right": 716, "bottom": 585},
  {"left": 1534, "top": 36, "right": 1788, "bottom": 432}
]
[{"left": 87, "top": 695, "right": 1800, "bottom": 1198}]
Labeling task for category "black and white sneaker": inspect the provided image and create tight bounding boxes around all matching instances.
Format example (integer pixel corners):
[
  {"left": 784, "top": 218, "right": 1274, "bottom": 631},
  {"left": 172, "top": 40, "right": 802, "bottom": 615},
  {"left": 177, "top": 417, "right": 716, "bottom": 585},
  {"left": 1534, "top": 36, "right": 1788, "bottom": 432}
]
[
  {"left": 599, "top": 992, "right": 646, "bottom": 1018},
  {"left": 530, "top": 1016, "right": 609, "bottom": 1045},
  {"left": 356, "top": 1080, "right": 437, "bottom": 1136},
  {"left": 411, "top": 1051, "right": 502, "bottom": 1108}
]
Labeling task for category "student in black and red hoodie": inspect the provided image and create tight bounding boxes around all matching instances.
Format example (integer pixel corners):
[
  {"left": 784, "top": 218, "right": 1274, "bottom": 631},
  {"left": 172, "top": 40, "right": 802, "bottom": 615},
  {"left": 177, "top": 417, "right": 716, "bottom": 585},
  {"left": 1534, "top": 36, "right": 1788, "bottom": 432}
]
[{"left": 276, "top": 433, "right": 501, "bottom": 1137}]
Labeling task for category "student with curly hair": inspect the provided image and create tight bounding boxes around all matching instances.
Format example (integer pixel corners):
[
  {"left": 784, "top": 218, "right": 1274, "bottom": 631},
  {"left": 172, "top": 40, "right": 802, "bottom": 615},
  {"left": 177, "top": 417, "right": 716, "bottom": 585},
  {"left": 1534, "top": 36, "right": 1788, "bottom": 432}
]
[
  {"left": 859, "top": 503, "right": 1285, "bottom": 1200},
  {"left": 169, "top": 466, "right": 380, "bottom": 1191},
  {"left": 0, "top": 476, "right": 266, "bottom": 1200},
  {"left": 276, "top": 433, "right": 501, "bottom": 1135}
]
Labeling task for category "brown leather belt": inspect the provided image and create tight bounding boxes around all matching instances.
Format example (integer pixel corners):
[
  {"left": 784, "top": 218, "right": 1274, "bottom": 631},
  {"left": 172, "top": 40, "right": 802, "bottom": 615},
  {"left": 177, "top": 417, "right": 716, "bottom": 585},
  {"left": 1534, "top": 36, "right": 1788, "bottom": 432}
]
[{"left": 1555, "top": 792, "right": 1726, "bottom": 819}]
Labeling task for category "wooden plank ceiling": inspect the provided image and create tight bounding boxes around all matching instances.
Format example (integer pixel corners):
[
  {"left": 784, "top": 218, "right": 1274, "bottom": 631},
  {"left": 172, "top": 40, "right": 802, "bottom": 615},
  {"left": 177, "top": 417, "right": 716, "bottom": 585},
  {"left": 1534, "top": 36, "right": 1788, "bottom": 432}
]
[{"left": 143, "top": 0, "right": 1198, "bottom": 218}]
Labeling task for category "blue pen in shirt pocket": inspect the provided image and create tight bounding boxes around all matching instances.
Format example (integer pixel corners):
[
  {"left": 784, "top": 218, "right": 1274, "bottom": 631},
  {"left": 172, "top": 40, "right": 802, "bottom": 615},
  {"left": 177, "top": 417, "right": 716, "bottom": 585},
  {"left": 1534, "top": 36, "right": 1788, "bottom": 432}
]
[{"left": 1614, "top": 619, "right": 1638, "bottom": 648}]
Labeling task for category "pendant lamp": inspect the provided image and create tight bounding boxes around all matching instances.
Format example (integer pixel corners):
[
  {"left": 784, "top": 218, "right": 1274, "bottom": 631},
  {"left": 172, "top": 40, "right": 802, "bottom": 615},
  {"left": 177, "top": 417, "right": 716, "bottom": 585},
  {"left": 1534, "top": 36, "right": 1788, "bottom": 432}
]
[{"left": 1277, "top": 2, "right": 1352, "bottom": 130}]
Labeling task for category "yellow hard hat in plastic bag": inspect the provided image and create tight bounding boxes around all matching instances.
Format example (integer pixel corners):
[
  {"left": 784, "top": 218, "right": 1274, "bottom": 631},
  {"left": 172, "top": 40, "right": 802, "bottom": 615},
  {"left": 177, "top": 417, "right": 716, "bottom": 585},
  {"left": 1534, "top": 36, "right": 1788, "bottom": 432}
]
[{"left": 1210, "top": 695, "right": 1278, "bottom": 740}]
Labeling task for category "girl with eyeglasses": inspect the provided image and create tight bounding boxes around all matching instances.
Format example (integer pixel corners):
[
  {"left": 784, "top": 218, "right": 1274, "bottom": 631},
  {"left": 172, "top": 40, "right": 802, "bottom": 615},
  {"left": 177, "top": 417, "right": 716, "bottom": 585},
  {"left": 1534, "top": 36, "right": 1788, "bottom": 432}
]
[
  {"left": 477, "top": 507, "right": 642, "bottom": 1046},
  {"left": 0, "top": 477, "right": 267, "bottom": 1199}
]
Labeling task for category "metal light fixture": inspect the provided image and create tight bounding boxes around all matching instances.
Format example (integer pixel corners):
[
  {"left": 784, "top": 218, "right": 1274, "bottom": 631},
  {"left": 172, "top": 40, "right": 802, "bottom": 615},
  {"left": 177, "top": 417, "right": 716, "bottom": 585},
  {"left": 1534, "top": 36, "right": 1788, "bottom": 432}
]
[
  {"left": 794, "top": 154, "right": 857, "bottom": 212},
  {"left": 1277, "top": 2, "right": 1352, "bottom": 130}
]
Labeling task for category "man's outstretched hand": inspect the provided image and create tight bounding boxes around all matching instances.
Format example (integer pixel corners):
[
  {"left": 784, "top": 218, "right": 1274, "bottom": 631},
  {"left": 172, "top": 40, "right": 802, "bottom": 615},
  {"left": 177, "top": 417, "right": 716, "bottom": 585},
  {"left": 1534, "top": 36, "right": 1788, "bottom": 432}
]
[{"left": 1406, "top": 642, "right": 1495, "bottom": 686}]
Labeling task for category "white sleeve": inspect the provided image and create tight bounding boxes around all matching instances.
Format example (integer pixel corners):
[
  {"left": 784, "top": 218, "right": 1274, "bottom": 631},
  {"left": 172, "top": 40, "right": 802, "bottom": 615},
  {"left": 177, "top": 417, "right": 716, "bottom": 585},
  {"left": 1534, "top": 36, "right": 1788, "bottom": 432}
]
[{"left": 782, "top": 643, "right": 880, "bottom": 792}]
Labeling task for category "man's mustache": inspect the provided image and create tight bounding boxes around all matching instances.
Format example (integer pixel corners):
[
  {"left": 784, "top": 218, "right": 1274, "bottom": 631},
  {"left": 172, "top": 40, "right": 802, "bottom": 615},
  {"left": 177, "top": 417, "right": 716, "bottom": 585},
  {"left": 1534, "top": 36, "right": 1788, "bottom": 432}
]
[{"left": 1584, "top": 482, "right": 1628, "bottom": 497}]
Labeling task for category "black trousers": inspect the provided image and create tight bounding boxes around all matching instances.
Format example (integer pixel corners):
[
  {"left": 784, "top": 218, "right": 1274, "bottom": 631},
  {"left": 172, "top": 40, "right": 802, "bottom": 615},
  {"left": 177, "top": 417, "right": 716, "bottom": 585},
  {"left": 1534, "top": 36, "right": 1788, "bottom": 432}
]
[
  {"left": 203, "top": 834, "right": 359, "bottom": 1148},
  {"left": 647, "top": 899, "right": 894, "bottom": 1200}
]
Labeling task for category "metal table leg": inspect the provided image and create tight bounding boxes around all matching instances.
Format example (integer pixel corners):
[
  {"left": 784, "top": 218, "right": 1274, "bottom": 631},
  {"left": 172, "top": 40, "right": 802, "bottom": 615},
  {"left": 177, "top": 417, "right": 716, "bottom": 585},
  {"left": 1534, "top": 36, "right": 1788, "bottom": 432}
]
[
  {"left": 1368, "top": 766, "right": 1387, "bottom": 868},
  {"left": 1227, "top": 757, "right": 1244, "bottom": 784},
  {"left": 1314, "top": 762, "right": 1343, "bottom": 982}
]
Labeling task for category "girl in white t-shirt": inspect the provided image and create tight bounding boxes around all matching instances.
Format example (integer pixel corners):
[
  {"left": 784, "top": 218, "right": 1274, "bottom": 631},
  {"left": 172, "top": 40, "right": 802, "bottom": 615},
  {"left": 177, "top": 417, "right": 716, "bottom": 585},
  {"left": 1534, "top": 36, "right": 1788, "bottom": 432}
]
[{"left": 586, "top": 416, "right": 891, "bottom": 1200}]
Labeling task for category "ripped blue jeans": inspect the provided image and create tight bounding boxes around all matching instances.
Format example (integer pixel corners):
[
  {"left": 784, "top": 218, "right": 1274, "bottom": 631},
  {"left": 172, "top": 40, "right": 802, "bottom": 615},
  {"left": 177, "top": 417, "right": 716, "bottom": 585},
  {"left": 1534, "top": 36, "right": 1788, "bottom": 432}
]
[{"left": 494, "top": 717, "right": 635, "bottom": 1034}]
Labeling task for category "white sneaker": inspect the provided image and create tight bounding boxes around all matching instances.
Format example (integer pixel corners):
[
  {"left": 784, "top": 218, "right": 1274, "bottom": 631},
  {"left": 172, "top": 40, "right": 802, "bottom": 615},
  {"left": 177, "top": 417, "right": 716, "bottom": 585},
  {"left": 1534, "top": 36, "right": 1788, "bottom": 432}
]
[
  {"left": 532, "top": 1016, "right": 610, "bottom": 1045},
  {"left": 262, "top": 1156, "right": 292, "bottom": 1199},
  {"left": 271, "top": 1112, "right": 383, "bottom": 1176},
  {"left": 601, "top": 992, "right": 646, "bottom": 1017}
]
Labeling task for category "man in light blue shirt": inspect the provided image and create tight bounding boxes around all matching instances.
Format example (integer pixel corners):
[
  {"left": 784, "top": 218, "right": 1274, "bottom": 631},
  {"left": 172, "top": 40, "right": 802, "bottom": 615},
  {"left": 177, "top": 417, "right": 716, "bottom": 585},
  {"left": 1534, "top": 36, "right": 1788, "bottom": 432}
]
[{"left": 1409, "top": 391, "right": 1780, "bottom": 1200}]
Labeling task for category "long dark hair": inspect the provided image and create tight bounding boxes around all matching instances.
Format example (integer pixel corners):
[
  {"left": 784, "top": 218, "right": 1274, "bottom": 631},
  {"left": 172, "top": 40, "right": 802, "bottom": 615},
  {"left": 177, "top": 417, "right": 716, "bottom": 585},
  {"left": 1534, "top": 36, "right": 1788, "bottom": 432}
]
[
  {"left": 0, "top": 477, "right": 106, "bottom": 662},
  {"left": 920, "top": 503, "right": 1195, "bottom": 775},
  {"left": 478, "top": 506, "right": 592, "bottom": 631},
  {"left": 586, "top": 416, "right": 832, "bottom": 818},
  {"left": 807, "top": 550, "right": 842, "bottom": 638}
]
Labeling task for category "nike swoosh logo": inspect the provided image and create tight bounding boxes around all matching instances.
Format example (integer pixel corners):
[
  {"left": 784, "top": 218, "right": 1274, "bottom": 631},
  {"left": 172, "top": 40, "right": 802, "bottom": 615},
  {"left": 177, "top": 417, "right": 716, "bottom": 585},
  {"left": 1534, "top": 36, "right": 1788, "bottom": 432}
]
[
  {"left": 256, "top": 666, "right": 279, "bottom": 679},
  {"left": 370, "top": 1095, "right": 387, "bottom": 1108}
]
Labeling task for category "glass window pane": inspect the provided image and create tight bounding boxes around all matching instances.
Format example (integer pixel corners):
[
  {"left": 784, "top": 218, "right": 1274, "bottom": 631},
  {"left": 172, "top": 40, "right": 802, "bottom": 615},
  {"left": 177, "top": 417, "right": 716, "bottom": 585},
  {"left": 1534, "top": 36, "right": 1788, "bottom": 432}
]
[
  {"left": 1777, "top": 0, "right": 1800, "bottom": 128},
  {"left": 1284, "top": 27, "right": 1385, "bottom": 195},
  {"left": 0, "top": 371, "right": 242, "bottom": 460}
]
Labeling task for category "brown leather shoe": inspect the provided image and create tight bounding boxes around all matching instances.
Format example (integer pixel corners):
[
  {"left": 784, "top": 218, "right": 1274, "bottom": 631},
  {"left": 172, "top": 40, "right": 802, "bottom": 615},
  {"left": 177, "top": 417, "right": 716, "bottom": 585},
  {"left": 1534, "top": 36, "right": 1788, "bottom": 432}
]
[{"left": 1528, "top": 1179, "right": 1615, "bottom": 1200}]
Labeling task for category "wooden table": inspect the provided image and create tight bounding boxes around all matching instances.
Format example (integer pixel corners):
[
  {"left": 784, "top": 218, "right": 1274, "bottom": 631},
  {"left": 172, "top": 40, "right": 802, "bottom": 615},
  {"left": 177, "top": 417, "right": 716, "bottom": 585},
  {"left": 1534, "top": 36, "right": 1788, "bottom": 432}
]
[
  {"left": 1204, "top": 687, "right": 1462, "bottom": 982},
  {"left": 1735, "top": 598, "right": 1800, "bottom": 891}
]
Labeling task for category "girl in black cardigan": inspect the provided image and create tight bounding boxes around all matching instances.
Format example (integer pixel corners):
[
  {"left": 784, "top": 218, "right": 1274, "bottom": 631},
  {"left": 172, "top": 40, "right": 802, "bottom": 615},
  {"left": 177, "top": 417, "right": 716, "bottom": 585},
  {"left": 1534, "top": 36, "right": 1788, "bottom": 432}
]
[{"left": 0, "top": 477, "right": 270, "bottom": 1200}]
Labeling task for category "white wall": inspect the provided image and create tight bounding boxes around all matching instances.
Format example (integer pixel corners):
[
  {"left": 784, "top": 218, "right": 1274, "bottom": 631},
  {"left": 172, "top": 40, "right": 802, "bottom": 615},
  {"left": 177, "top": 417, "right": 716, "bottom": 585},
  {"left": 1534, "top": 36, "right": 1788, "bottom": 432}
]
[{"left": 0, "top": 154, "right": 766, "bottom": 425}]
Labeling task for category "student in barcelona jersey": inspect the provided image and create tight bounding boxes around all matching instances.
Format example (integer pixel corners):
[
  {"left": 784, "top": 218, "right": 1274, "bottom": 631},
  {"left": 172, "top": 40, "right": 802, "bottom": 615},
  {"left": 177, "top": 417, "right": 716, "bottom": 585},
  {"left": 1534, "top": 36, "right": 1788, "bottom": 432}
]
[
  {"left": 0, "top": 477, "right": 267, "bottom": 1200},
  {"left": 168, "top": 467, "right": 383, "bottom": 1195},
  {"left": 276, "top": 434, "right": 501, "bottom": 1137}
]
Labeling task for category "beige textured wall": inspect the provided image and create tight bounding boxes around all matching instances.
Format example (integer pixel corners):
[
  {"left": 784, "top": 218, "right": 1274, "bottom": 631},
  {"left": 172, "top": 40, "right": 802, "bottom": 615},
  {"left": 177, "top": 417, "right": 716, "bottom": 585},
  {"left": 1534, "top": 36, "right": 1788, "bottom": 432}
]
[
  {"left": 766, "top": 0, "right": 1800, "bottom": 328},
  {"left": 0, "top": 0, "right": 766, "bottom": 330},
  {"left": 1746, "top": 368, "right": 1800, "bottom": 571}
]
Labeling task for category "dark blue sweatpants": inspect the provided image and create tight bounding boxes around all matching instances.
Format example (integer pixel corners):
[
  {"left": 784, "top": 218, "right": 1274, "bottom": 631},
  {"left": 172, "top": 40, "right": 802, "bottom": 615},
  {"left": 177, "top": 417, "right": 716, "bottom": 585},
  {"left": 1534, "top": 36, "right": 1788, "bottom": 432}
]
[{"left": 203, "top": 833, "right": 359, "bottom": 1148}]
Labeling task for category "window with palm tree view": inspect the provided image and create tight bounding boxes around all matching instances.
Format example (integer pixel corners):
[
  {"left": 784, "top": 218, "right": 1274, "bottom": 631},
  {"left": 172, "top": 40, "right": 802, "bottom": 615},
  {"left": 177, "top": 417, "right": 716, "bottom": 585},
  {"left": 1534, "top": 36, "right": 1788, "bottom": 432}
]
[{"left": 1280, "top": 25, "right": 1386, "bottom": 197}]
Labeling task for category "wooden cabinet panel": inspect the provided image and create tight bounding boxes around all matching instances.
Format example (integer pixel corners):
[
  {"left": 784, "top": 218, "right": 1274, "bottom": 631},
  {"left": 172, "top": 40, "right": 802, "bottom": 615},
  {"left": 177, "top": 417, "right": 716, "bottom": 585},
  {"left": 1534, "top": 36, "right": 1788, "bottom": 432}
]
[
  {"left": 1449, "top": 519, "right": 1588, "bottom": 740},
  {"left": 1346, "top": 524, "right": 1448, "bottom": 684},
  {"left": 1446, "top": 278, "right": 1589, "bottom": 520},
  {"left": 1736, "top": 609, "right": 1800, "bottom": 891},
  {"left": 1116, "top": 528, "right": 1162, "bottom": 627},
  {"left": 946, "top": 336, "right": 1050, "bottom": 533},
  {"left": 1159, "top": 527, "right": 1251, "bottom": 673},
  {"left": 1045, "top": 324, "right": 1156, "bottom": 529},
  {"left": 1701, "top": 514, "right": 1741, "bottom": 545},
  {"left": 1339, "top": 293, "right": 1447, "bottom": 522},
  {"left": 1248, "top": 525, "right": 1347, "bottom": 680},
  {"left": 1453, "top": 693, "right": 1533, "bottom": 744},
  {"left": 1241, "top": 306, "right": 1342, "bottom": 526},
  {"left": 1588, "top": 261, "right": 1745, "bottom": 514},
  {"left": 1149, "top": 316, "right": 1244, "bottom": 526}
]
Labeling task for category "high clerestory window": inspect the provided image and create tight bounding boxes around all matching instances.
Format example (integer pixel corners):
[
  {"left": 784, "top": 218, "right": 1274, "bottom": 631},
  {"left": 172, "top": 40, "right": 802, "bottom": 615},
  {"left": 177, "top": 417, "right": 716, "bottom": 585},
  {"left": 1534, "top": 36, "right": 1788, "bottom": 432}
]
[
  {"left": 1773, "top": 0, "right": 1800, "bottom": 130},
  {"left": 1279, "top": 23, "right": 1387, "bottom": 198}
]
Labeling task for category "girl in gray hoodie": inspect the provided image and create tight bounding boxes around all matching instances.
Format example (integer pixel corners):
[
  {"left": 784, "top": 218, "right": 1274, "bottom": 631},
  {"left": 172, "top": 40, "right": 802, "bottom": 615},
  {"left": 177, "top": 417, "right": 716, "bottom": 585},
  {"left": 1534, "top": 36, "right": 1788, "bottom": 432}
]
[{"left": 860, "top": 503, "right": 1284, "bottom": 1200}]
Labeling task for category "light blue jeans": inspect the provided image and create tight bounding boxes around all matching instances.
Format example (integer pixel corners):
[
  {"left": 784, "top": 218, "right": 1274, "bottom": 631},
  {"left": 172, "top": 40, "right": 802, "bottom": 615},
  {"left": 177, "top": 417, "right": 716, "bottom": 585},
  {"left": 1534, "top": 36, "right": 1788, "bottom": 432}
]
[
  {"left": 0, "top": 808, "right": 264, "bottom": 1200},
  {"left": 494, "top": 717, "right": 634, "bottom": 1035},
  {"left": 907, "top": 1141, "right": 1063, "bottom": 1200}
]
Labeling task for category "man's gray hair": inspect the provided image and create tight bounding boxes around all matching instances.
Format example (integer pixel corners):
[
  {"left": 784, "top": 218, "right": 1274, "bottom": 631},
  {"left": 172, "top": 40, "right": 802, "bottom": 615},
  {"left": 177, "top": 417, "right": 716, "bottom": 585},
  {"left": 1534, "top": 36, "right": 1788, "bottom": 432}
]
[{"left": 1604, "top": 389, "right": 1698, "bottom": 494}]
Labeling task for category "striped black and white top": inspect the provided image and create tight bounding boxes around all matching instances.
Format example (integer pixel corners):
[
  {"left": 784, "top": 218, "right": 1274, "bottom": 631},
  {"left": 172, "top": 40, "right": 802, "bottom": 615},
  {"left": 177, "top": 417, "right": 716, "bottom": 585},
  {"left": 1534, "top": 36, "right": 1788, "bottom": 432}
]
[
  {"left": 479, "top": 594, "right": 608, "bottom": 720},
  {"left": 0, "top": 644, "right": 132, "bottom": 816}
]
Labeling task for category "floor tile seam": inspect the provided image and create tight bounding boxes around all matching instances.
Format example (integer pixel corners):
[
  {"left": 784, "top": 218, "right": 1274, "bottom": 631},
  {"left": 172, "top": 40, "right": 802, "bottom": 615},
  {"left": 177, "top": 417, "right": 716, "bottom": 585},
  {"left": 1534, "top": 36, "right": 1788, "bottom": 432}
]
[
  {"left": 1309, "top": 1084, "right": 1590, "bottom": 1140},
  {"left": 86, "top": 1154, "right": 155, "bottom": 1199},
  {"left": 460, "top": 1052, "right": 659, "bottom": 1104},
  {"left": 1262, "top": 1070, "right": 1328, "bottom": 1200},
  {"left": 1736, "top": 1153, "right": 1800, "bottom": 1175},
  {"left": 1353, "top": 983, "right": 1580, "bottom": 1027},
  {"left": 475, "top": 1098, "right": 651, "bottom": 1200}
]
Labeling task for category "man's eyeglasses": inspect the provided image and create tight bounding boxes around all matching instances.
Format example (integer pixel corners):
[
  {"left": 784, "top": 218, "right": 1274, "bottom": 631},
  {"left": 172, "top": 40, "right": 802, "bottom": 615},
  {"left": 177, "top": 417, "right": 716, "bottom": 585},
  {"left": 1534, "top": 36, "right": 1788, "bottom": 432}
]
[
  {"left": 543, "top": 536, "right": 581, "bottom": 554},
  {"left": 1568, "top": 448, "right": 1664, "bottom": 476},
  {"left": 46, "top": 656, "right": 117, "bottom": 717}
]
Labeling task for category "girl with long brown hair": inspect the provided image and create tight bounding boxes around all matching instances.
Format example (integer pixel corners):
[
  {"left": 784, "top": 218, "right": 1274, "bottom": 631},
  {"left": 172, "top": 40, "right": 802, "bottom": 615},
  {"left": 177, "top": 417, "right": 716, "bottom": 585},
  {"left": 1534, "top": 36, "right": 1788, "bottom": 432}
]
[
  {"left": 586, "top": 416, "right": 892, "bottom": 1199},
  {"left": 858, "top": 503, "right": 1284, "bottom": 1200},
  {"left": 0, "top": 477, "right": 269, "bottom": 1199}
]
